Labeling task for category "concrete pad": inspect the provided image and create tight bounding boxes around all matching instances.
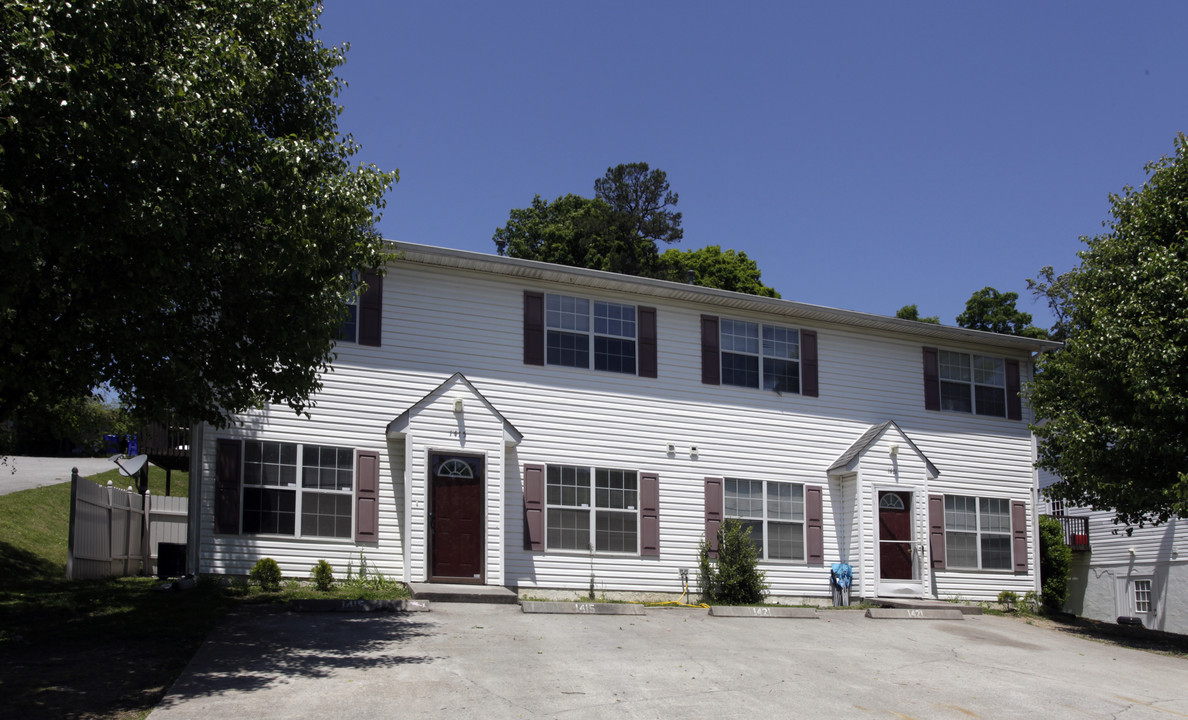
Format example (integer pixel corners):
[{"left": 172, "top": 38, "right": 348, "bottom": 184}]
[
  {"left": 520, "top": 600, "right": 646, "bottom": 615},
  {"left": 709, "top": 605, "right": 817, "bottom": 618},
  {"left": 865, "top": 607, "right": 965, "bottom": 620},
  {"left": 408, "top": 582, "right": 518, "bottom": 604},
  {"left": 289, "top": 598, "right": 430, "bottom": 613},
  {"left": 876, "top": 598, "right": 984, "bottom": 615}
]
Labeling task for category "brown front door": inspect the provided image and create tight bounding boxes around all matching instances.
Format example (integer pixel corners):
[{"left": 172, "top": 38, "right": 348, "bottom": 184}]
[
  {"left": 430, "top": 454, "right": 483, "bottom": 582},
  {"left": 878, "top": 491, "right": 914, "bottom": 580}
]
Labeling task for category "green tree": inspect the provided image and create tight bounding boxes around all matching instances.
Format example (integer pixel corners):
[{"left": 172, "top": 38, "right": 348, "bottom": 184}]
[
  {"left": 895, "top": 304, "right": 940, "bottom": 324},
  {"left": 956, "top": 287, "right": 1049, "bottom": 338},
  {"left": 697, "top": 518, "right": 768, "bottom": 605},
  {"left": 0, "top": 0, "right": 397, "bottom": 427},
  {"left": 1038, "top": 516, "right": 1072, "bottom": 612},
  {"left": 657, "top": 246, "right": 780, "bottom": 297},
  {"left": 1026, "top": 266, "right": 1076, "bottom": 342},
  {"left": 1029, "top": 135, "right": 1188, "bottom": 526}
]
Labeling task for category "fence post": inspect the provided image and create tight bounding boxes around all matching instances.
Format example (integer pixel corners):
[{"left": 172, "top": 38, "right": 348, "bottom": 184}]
[
  {"left": 66, "top": 469, "right": 80, "bottom": 580},
  {"left": 106, "top": 480, "right": 116, "bottom": 577},
  {"left": 143, "top": 490, "right": 153, "bottom": 576}
]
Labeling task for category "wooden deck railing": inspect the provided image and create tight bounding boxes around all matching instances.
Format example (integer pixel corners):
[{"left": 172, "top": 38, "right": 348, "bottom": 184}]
[{"left": 1044, "top": 514, "right": 1090, "bottom": 552}]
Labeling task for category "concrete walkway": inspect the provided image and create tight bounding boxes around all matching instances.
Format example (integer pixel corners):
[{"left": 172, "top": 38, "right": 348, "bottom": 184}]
[
  {"left": 0, "top": 456, "right": 119, "bottom": 496},
  {"left": 149, "top": 602, "right": 1188, "bottom": 719}
]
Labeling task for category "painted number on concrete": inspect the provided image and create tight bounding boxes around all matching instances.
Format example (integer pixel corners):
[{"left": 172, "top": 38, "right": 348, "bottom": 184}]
[
  {"left": 752, "top": 607, "right": 772, "bottom": 616},
  {"left": 907, "top": 609, "right": 923, "bottom": 618},
  {"left": 575, "top": 603, "right": 596, "bottom": 614}
]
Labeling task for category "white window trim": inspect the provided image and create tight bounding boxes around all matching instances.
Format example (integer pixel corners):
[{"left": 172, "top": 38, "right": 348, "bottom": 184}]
[
  {"left": 545, "top": 293, "right": 638, "bottom": 374},
  {"left": 724, "top": 478, "right": 807, "bottom": 563},
  {"left": 240, "top": 440, "right": 356, "bottom": 541},
  {"left": 1130, "top": 577, "right": 1155, "bottom": 615},
  {"left": 719, "top": 319, "right": 802, "bottom": 393},
  {"left": 938, "top": 350, "right": 1007, "bottom": 417},
  {"left": 944, "top": 494, "right": 1013, "bottom": 571},
  {"left": 544, "top": 464, "right": 640, "bottom": 556}
]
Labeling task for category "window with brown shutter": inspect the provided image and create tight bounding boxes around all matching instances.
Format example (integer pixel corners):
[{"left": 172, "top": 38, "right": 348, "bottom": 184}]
[
  {"left": 805, "top": 485, "right": 824, "bottom": 563},
  {"left": 704, "top": 477, "right": 723, "bottom": 557},
  {"left": 1011, "top": 500, "right": 1028, "bottom": 573},
  {"left": 640, "top": 472, "right": 660, "bottom": 556},
  {"left": 522, "top": 464, "right": 545, "bottom": 551},
  {"left": 928, "top": 494, "right": 946, "bottom": 570},
  {"left": 355, "top": 451, "right": 380, "bottom": 542},
  {"left": 215, "top": 439, "right": 241, "bottom": 534},
  {"left": 358, "top": 271, "right": 383, "bottom": 347}
]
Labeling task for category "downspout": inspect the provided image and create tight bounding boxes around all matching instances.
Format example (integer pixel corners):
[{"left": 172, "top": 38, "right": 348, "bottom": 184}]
[{"left": 186, "top": 422, "right": 205, "bottom": 576}]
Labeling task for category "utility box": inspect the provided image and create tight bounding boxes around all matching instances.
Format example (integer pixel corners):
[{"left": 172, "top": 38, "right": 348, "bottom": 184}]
[{"left": 158, "top": 542, "right": 187, "bottom": 578}]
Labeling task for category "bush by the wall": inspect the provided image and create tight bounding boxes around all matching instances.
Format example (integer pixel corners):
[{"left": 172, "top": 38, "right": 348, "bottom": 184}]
[
  {"left": 249, "top": 557, "right": 282, "bottom": 591},
  {"left": 1039, "top": 515, "right": 1072, "bottom": 612},
  {"left": 697, "top": 517, "right": 768, "bottom": 605},
  {"left": 311, "top": 559, "right": 335, "bottom": 592}
]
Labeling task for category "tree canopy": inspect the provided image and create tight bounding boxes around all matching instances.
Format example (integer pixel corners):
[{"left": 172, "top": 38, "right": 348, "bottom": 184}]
[
  {"left": 1029, "top": 135, "right": 1188, "bottom": 526},
  {"left": 494, "top": 163, "right": 779, "bottom": 296},
  {"left": 894, "top": 304, "right": 940, "bottom": 324},
  {"left": 956, "top": 287, "right": 1049, "bottom": 338},
  {"left": 0, "top": 0, "right": 397, "bottom": 427}
]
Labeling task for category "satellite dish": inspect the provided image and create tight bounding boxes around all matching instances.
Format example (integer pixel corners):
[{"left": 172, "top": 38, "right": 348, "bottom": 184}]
[{"left": 111, "top": 454, "right": 149, "bottom": 477}]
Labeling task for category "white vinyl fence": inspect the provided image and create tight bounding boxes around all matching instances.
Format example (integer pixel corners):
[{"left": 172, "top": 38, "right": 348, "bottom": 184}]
[{"left": 66, "top": 472, "right": 189, "bottom": 580}]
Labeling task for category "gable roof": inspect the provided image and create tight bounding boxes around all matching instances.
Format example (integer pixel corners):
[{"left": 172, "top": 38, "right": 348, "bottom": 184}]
[
  {"left": 387, "top": 372, "right": 523, "bottom": 445},
  {"left": 390, "top": 241, "right": 1061, "bottom": 354},
  {"left": 828, "top": 420, "right": 940, "bottom": 477}
]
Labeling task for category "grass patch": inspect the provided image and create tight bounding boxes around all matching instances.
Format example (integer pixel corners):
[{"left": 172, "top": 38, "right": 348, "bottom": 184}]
[{"left": 86, "top": 464, "right": 190, "bottom": 498}]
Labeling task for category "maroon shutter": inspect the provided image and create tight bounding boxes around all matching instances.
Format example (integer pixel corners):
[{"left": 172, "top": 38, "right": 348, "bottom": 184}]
[
  {"left": 640, "top": 472, "right": 660, "bottom": 556},
  {"left": 800, "top": 329, "right": 819, "bottom": 397},
  {"left": 524, "top": 291, "right": 545, "bottom": 366},
  {"left": 704, "top": 477, "right": 723, "bottom": 558},
  {"left": 922, "top": 347, "right": 940, "bottom": 411},
  {"left": 214, "top": 439, "right": 241, "bottom": 534},
  {"left": 1011, "top": 500, "right": 1028, "bottom": 572},
  {"left": 358, "top": 271, "right": 383, "bottom": 347},
  {"left": 1005, "top": 359, "right": 1022, "bottom": 420},
  {"left": 637, "top": 307, "right": 658, "bottom": 378},
  {"left": 805, "top": 485, "right": 824, "bottom": 563},
  {"left": 701, "top": 315, "right": 720, "bottom": 385},
  {"left": 523, "top": 464, "right": 545, "bottom": 551},
  {"left": 929, "top": 494, "right": 946, "bottom": 570},
  {"left": 355, "top": 450, "right": 380, "bottom": 542}
]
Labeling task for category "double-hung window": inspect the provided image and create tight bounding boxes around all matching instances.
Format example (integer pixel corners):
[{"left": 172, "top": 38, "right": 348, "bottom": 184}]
[
  {"left": 724, "top": 478, "right": 805, "bottom": 561},
  {"left": 1132, "top": 579, "right": 1153, "bottom": 614},
  {"left": 720, "top": 320, "right": 800, "bottom": 393},
  {"left": 939, "top": 351, "right": 1006, "bottom": 417},
  {"left": 546, "top": 294, "right": 637, "bottom": 374},
  {"left": 944, "top": 496, "right": 1011, "bottom": 569},
  {"left": 242, "top": 440, "right": 354, "bottom": 539},
  {"left": 545, "top": 465, "right": 639, "bottom": 553}
]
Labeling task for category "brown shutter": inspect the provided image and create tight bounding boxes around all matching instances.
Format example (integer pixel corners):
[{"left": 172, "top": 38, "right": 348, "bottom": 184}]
[
  {"left": 1005, "top": 359, "right": 1022, "bottom": 420},
  {"left": 701, "top": 315, "right": 720, "bottom": 385},
  {"left": 355, "top": 450, "right": 380, "bottom": 542},
  {"left": 214, "top": 439, "right": 241, "bottom": 534},
  {"left": 805, "top": 485, "right": 824, "bottom": 563},
  {"left": 922, "top": 347, "right": 940, "bottom": 411},
  {"left": 523, "top": 464, "right": 545, "bottom": 551},
  {"left": 358, "top": 271, "right": 383, "bottom": 347},
  {"left": 637, "top": 307, "right": 658, "bottom": 378},
  {"left": 929, "top": 494, "right": 946, "bottom": 569},
  {"left": 704, "top": 477, "right": 723, "bottom": 558},
  {"left": 524, "top": 291, "right": 545, "bottom": 366},
  {"left": 1011, "top": 500, "right": 1028, "bottom": 572},
  {"left": 640, "top": 472, "right": 660, "bottom": 556},
  {"left": 800, "top": 329, "right": 819, "bottom": 397}
]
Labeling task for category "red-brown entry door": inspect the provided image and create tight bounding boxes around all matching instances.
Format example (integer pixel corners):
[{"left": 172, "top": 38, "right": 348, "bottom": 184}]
[
  {"left": 878, "top": 491, "right": 914, "bottom": 580},
  {"left": 430, "top": 455, "right": 483, "bottom": 582}
]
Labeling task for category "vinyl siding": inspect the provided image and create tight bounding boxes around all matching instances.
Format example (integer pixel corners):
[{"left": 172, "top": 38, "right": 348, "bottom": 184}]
[{"left": 197, "top": 258, "right": 1038, "bottom": 600}]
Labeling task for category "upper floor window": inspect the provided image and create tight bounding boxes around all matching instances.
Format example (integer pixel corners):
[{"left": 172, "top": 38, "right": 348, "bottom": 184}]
[
  {"left": 546, "top": 294, "right": 637, "bottom": 373},
  {"left": 336, "top": 271, "right": 383, "bottom": 347},
  {"left": 720, "top": 320, "right": 801, "bottom": 393},
  {"left": 724, "top": 478, "right": 806, "bottom": 561},
  {"left": 923, "top": 347, "right": 1020, "bottom": 420}
]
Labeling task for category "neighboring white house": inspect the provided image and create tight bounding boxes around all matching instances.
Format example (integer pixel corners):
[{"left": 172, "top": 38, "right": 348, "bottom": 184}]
[
  {"left": 186, "top": 242, "right": 1059, "bottom": 603},
  {"left": 1040, "top": 471, "right": 1187, "bottom": 634}
]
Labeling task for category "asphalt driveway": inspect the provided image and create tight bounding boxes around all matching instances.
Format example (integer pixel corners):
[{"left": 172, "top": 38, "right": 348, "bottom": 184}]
[
  {"left": 149, "top": 603, "right": 1187, "bottom": 719},
  {"left": 0, "top": 456, "right": 117, "bottom": 495}
]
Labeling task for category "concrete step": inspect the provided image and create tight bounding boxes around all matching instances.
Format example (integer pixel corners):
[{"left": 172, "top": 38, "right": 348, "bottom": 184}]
[{"left": 409, "top": 582, "right": 519, "bottom": 605}]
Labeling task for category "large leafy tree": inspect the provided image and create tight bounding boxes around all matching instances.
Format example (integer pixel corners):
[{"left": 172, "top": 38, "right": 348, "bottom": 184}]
[
  {"left": 657, "top": 246, "right": 779, "bottom": 298},
  {"left": 894, "top": 304, "right": 940, "bottom": 324},
  {"left": 956, "top": 287, "right": 1049, "bottom": 338},
  {"left": 1029, "top": 135, "right": 1188, "bottom": 526},
  {"left": 0, "top": 0, "right": 396, "bottom": 427}
]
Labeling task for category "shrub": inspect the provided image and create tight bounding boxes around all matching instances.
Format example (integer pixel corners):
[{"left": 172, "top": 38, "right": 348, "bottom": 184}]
[
  {"left": 697, "top": 518, "right": 768, "bottom": 605},
  {"left": 997, "top": 590, "right": 1019, "bottom": 611},
  {"left": 311, "top": 560, "right": 335, "bottom": 592},
  {"left": 1039, "top": 515, "right": 1072, "bottom": 612},
  {"left": 249, "top": 558, "right": 282, "bottom": 591}
]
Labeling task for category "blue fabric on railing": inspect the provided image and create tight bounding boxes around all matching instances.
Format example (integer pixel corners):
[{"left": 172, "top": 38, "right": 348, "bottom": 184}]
[{"left": 831, "top": 563, "right": 853, "bottom": 589}]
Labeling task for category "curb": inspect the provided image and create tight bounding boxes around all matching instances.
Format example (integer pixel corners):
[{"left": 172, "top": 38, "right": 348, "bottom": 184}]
[
  {"left": 289, "top": 598, "right": 431, "bottom": 613},
  {"left": 520, "top": 601, "right": 646, "bottom": 615}
]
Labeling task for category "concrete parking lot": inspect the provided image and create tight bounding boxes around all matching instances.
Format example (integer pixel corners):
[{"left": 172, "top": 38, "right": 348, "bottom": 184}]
[{"left": 149, "top": 603, "right": 1187, "bottom": 719}]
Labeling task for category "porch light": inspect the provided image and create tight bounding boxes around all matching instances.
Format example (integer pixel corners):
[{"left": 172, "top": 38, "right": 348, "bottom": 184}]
[
  {"left": 453, "top": 398, "right": 464, "bottom": 413},
  {"left": 889, "top": 443, "right": 900, "bottom": 456}
]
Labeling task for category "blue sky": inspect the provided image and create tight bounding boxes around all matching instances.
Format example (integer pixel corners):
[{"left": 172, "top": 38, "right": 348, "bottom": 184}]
[{"left": 317, "top": 2, "right": 1187, "bottom": 331}]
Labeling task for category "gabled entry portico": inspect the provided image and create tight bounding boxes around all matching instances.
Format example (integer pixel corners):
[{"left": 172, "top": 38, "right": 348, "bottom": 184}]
[
  {"left": 386, "top": 373, "right": 523, "bottom": 587},
  {"left": 829, "top": 420, "right": 941, "bottom": 600}
]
